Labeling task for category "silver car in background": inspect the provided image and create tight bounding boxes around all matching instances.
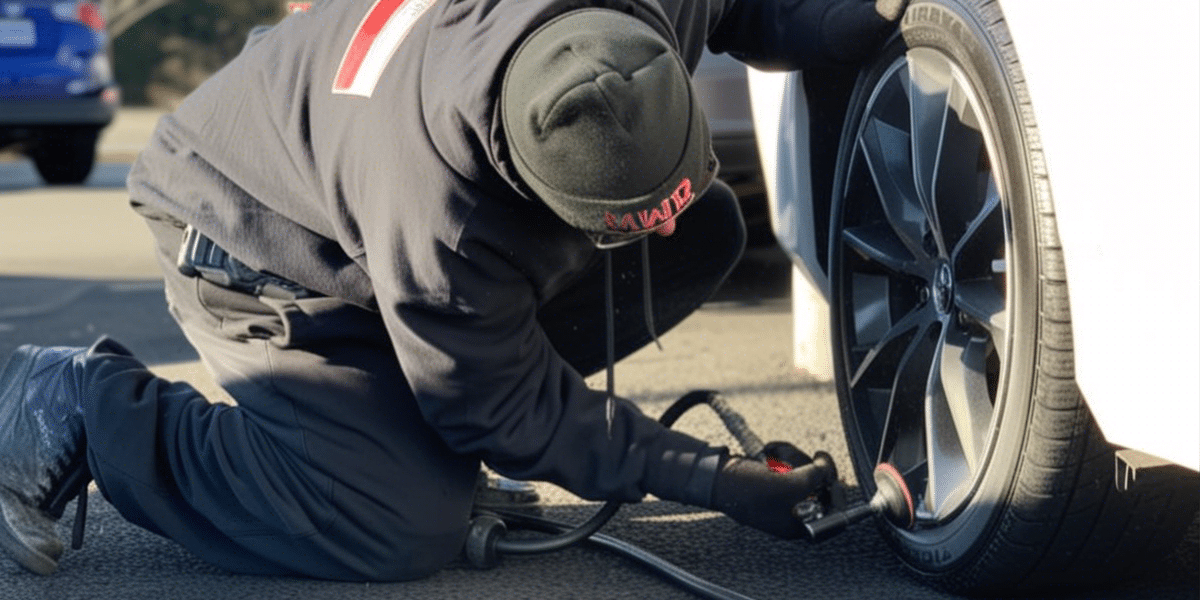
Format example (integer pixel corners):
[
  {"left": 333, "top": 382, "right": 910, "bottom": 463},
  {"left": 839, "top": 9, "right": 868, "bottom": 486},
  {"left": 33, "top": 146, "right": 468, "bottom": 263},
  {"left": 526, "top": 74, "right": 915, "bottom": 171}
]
[{"left": 693, "top": 49, "right": 772, "bottom": 246}]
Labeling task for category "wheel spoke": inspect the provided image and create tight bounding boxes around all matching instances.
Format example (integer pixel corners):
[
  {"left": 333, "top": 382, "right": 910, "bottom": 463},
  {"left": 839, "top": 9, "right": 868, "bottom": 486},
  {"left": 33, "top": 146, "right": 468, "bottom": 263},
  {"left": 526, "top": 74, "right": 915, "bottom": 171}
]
[
  {"left": 956, "top": 279, "right": 1007, "bottom": 346},
  {"left": 843, "top": 223, "right": 923, "bottom": 277},
  {"left": 952, "top": 175, "right": 1001, "bottom": 260},
  {"left": 936, "top": 326, "right": 995, "bottom": 477},
  {"left": 924, "top": 323, "right": 971, "bottom": 517},
  {"left": 876, "top": 318, "right": 941, "bottom": 470},
  {"left": 933, "top": 78, "right": 995, "bottom": 257},
  {"left": 858, "top": 116, "right": 928, "bottom": 259},
  {"left": 906, "top": 47, "right": 953, "bottom": 253},
  {"left": 850, "top": 302, "right": 937, "bottom": 388}
]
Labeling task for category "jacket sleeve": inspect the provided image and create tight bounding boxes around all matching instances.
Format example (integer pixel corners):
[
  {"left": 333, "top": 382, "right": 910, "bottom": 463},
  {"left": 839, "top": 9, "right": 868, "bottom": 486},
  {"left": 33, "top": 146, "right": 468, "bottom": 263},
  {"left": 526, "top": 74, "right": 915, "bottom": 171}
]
[
  {"left": 372, "top": 234, "right": 725, "bottom": 507},
  {"left": 706, "top": 0, "right": 850, "bottom": 71}
]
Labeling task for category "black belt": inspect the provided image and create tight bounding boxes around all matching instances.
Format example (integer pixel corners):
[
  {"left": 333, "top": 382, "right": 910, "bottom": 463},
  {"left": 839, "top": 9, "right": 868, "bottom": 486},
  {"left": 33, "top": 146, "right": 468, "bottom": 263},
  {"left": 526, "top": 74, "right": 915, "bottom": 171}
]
[{"left": 175, "top": 225, "right": 320, "bottom": 300}]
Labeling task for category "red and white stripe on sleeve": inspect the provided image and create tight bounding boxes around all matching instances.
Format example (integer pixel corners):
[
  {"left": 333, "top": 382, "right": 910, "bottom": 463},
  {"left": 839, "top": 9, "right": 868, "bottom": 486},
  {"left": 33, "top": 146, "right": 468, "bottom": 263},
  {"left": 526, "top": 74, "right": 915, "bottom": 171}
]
[{"left": 332, "top": 0, "right": 437, "bottom": 98}]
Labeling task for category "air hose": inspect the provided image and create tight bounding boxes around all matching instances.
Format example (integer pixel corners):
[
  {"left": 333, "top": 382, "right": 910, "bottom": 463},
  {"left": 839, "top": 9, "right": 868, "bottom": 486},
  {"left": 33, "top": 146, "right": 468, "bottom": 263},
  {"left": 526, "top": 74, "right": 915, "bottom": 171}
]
[
  {"left": 464, "top": 390, "right": 763, "bottom": 600},
  {"left": 468, "top": 391, "right": 739, "bottom": 558},
  {"left": 484, "top": 508, "right": 760, "bottom": 600},
  {"left": 463, "top": 389, "right": 916, "bottom": 600}
]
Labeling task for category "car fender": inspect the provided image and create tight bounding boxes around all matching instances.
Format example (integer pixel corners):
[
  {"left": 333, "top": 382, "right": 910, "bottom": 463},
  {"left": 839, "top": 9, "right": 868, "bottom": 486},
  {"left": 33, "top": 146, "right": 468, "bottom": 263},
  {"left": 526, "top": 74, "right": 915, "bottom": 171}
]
[
  {"left": 1002, "top": 1, "right": 1198, "bottom": 471},
  {"left": 748, "top": 67, "right": 838, "bottom": 379}
]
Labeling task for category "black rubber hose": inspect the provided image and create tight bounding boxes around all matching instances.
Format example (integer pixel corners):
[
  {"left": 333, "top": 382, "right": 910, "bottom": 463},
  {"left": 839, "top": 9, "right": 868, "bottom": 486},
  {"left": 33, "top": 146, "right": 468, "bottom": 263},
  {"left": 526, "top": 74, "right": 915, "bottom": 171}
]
[
  {"left": 657, "top": 389, "right": 717, "bottom": 426},
  {"left": 489, "top": 390, "right": 770, "bottom": 599},
  {"left": 493, "top": 500, "right": 620, "bottom": 555},
  {"left": 492, "top": 388, "right": 734, "bottom": 552},
  {"left": 491, "top": 508, "right": 759, "bottom": 600}
]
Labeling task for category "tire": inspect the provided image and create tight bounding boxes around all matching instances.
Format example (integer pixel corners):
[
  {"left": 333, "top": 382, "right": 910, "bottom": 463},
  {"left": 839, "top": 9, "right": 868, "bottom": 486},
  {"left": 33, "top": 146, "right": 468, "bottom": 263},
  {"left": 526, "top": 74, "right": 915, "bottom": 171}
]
[
  {"left": 29, "top": 126, "right": 99, "bottom": 185},
  {"left": 827, "top": 0, "right": 1198, "bottom": 593}
]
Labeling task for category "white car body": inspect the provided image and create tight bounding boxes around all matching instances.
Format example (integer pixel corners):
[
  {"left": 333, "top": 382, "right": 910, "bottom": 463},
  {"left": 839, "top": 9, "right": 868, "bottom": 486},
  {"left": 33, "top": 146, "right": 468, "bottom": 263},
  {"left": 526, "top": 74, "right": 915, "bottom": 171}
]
[{"left": 748, "top": 1, "right": 1199, "bottom": 471}]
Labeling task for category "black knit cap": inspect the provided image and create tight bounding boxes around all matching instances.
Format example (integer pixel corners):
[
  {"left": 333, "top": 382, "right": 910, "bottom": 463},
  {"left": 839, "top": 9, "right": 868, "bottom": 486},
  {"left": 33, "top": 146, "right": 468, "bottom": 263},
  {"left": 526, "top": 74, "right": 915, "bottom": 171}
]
[{"left": 501, "top": 9, "right": 717, "bottom": 244}]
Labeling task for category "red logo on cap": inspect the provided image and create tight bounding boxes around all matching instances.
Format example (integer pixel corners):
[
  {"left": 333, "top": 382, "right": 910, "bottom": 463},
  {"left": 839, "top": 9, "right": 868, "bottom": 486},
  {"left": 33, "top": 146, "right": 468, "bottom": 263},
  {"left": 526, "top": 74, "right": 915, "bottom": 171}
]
[{"left": 604, "top": 178, "right": 693, "bottom": 232}]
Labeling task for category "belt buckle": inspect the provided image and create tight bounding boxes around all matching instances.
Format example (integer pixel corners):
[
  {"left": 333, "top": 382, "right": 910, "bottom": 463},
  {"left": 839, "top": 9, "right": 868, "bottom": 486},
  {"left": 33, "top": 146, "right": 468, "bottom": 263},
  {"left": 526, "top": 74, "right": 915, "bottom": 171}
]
[
  {"left": 176, "top": 225, "right": 234, "bottom": 287},
  {"left": 176, "top": 225, "right": 316, "bottom": 300}
]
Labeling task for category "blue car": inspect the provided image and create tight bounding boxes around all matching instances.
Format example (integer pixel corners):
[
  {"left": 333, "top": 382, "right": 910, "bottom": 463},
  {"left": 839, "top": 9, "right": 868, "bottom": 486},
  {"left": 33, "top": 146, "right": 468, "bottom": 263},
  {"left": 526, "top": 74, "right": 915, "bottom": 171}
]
[{"left": 0, "top": 0, "right": 119, "bottom": 184}]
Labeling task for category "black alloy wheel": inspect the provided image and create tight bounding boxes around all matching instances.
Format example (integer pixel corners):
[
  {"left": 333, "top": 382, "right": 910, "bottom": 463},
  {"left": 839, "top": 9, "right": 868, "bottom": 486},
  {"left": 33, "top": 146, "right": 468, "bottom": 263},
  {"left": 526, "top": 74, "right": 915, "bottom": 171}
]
[{"left": 835, "top": 43, "right": 1009, "bottom": 526}]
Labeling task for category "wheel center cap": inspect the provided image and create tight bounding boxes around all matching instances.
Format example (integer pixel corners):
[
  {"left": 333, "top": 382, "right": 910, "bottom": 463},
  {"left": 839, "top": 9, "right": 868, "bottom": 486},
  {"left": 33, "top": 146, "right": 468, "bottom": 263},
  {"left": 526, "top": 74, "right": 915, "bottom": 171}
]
[{"left": 933, "top": 262, "right": 954, "bottom": 315}]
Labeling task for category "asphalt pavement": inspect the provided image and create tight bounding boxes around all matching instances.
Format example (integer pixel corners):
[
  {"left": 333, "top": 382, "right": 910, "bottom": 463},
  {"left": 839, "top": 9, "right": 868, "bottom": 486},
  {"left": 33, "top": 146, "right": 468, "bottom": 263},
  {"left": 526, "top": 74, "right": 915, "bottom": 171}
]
[{"left": 0, "top": 111, "right": 1196, "bottom": 599}]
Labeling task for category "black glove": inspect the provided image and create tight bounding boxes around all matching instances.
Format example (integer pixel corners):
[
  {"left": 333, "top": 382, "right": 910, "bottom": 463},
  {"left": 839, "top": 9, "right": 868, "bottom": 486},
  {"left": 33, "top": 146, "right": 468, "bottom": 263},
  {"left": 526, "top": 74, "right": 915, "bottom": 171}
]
[
  {"left": 710, "top": 451, "right": 837, "bottom": 539},
  {"left": 762, "top": 440, "right": 813, "bottom": 471},
  {"left": 821, "top": 0, "right": 909, "bottom": 64}
]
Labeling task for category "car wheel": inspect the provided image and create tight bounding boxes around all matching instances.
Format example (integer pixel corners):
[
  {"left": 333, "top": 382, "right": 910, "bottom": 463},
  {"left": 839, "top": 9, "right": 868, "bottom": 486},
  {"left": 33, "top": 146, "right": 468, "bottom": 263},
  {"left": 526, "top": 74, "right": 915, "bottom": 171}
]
[
  {"left": 828, "top": 0, "right": 1197, "bottom": 593},
  {"left": 29, "top": 126, "right": 99, "bottom": 185}
]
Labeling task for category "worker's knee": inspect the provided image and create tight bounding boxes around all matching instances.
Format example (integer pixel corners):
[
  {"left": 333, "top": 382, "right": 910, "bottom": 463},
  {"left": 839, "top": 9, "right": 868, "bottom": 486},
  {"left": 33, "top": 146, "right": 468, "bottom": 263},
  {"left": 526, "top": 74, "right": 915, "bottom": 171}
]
[
  {"left": 290, "top": 492, "right": 471, "bottom": 582},
  {"left": 339, "top": 521, "right": 468, "bottom": 582}
]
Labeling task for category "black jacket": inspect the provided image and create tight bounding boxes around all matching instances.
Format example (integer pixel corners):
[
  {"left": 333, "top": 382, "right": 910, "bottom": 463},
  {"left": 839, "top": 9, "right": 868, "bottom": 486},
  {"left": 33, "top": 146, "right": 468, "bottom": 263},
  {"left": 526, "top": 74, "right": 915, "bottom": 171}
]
[{"left": 128, "top": 0, "right": 848, "bottom": 506}]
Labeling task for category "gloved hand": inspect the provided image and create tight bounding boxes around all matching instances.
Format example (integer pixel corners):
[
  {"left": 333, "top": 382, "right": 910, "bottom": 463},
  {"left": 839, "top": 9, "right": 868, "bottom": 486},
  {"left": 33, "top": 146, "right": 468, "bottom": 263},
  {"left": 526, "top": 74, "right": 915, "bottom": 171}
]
[
  {"left": 710, "top": 451, "right": 837, "bottom": 539},
  {"left": 821, "top": 0, "right": 910, "bottom": 64},
  {"left": 762, "top": 440, "right": 812, "bottom": 472}
]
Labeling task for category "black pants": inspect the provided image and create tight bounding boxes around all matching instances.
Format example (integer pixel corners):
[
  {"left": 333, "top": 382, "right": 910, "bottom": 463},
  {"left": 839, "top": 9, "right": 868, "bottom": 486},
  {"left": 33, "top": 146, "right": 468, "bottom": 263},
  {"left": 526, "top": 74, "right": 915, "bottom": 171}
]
[{"left": 82, "top": 183, "right": 745, "bottom": 581}]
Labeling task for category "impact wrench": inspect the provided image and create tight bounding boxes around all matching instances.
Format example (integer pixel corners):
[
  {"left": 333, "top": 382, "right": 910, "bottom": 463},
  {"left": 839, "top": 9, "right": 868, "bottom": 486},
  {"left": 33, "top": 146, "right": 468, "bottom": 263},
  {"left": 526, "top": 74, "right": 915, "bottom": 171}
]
[
  {"left": 797, "top": 461, "right": 915, "bottom": 541},
  {"left": 464, "top": 390, "right": 917, "bottom": 600}
]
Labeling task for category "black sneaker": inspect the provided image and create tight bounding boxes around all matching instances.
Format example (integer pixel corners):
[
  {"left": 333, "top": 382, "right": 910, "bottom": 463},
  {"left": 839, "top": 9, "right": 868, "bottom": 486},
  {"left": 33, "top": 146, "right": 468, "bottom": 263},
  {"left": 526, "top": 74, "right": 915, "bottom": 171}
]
[
  {"left": 472, "top": 472, "right": 541, "bottom": 517},
  {"left": 0, "top": 337, "right": 129, "bottom": 575}
]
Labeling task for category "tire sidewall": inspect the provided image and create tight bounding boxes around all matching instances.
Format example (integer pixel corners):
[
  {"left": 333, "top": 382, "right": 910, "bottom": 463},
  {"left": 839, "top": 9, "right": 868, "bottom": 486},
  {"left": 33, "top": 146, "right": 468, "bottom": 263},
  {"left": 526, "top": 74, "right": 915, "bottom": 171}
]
[{"left": 829, "top": 0, "right": 1043, "bottom": 577}]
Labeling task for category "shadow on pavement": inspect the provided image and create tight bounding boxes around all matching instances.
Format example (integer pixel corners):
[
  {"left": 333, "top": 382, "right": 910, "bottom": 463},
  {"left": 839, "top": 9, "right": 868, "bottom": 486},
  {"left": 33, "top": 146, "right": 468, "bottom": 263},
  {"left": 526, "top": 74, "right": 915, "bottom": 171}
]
[
  {"left": 0, "top": 275, "right": 196, "bottom": 366},
  {"left": 0, "top": 161, "right": 132, "bottom": 192},
  {"left": 4, "top": 490, "right": 1195, "bottom": 600}
]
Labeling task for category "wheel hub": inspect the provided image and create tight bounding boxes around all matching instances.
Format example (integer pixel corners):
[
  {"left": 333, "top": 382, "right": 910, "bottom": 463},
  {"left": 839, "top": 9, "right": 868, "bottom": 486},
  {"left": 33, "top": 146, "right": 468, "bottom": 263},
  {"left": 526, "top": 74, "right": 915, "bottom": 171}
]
[{"left": 932, "top": 262, "right": 954, "bottom": 316}]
